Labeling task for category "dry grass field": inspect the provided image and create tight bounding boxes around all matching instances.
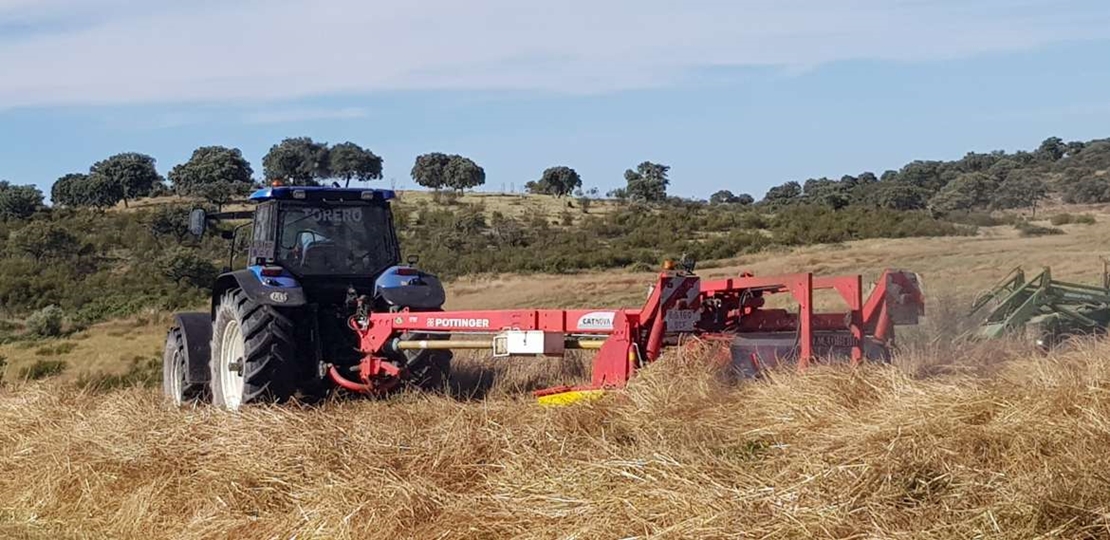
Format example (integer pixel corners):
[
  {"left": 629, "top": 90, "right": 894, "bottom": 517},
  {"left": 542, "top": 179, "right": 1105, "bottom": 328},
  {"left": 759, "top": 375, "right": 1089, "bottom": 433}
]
[
  {"left": 3, "top": 208, "right": 1110, "bottom": 538},
  {"left": 4, "top": 340, "right": 1110, "bottom": 539}
]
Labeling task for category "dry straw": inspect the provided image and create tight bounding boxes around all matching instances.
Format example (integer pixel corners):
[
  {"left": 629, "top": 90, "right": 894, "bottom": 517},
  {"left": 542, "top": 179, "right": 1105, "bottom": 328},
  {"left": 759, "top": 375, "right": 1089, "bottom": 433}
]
[{"left": 3, "top": 339, "right": 1110, "bottom": 539}]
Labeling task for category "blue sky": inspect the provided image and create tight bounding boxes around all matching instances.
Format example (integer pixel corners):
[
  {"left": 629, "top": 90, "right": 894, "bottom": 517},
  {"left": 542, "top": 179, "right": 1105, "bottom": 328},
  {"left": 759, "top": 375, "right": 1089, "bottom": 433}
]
[{"left": 2, "top": 0, "right": 1110, "bottom": 201}]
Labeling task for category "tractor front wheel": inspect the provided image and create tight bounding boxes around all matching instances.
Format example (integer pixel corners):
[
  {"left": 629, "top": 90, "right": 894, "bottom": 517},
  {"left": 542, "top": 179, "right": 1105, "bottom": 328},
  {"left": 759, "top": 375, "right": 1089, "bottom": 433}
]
[{"left": 209, "top": 288, "right": 299, "bottom": 411}]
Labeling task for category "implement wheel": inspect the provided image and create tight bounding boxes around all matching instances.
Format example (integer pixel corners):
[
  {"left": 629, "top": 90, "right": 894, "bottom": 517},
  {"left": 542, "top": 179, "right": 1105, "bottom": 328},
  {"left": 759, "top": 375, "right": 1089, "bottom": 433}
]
[
  {"left": 406, "top": 350, "right": 452, "bottom": 391},
  {"left": 396, "top": 331, "right": 452, "bottom": 392},
  {"left": 209, "top": 288, "right": 299, "bottom": 410}
]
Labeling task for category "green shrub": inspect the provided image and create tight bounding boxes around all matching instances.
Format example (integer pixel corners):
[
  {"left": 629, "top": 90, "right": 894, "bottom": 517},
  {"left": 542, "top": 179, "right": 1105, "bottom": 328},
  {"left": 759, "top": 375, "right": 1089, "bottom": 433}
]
[
  {"left": 18, "top": 359, "right": 67, "bottom": 380},
  {"left": 26, "top": 305, "right": 64, "bottom": 337}
]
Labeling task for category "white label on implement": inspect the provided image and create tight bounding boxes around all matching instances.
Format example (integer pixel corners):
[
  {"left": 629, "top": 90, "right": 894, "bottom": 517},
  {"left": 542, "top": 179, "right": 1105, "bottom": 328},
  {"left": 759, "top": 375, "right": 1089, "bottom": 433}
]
[
  {"left": 664, "top": 309, "right": 699, "bottom": 332},
  {"left": 428, "top": 318, "right": 491, "bottom": 328},
  {"left": 577, "top": 311, "right": 615, "bottom": 331}
]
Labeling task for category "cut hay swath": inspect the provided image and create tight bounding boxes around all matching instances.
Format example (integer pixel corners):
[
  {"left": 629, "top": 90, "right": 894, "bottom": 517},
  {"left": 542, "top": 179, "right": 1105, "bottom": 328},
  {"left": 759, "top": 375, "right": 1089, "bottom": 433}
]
[{"left": 3, "top": 340, "right": 1110, "bottom": 539}]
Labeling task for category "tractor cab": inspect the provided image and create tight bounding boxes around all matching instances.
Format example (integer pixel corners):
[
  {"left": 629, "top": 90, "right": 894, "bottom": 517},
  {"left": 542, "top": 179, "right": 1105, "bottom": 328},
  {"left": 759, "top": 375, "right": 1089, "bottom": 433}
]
[{"left": 247, "top": 186, "right": 401, "bottom": 278}]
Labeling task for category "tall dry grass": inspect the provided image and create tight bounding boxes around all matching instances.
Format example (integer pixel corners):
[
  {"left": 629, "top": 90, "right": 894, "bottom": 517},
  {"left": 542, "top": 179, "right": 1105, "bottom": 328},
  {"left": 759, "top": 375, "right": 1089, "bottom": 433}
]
[{"left": 3, "top": 339, "right": 1110, "bottom": 539}]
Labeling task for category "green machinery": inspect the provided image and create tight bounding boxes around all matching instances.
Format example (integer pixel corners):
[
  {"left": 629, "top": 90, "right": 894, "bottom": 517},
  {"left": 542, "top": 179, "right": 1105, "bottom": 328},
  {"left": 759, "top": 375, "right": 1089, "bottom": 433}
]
[{"left": 969, "top": 263, "right": 1110, "bottom": 348}]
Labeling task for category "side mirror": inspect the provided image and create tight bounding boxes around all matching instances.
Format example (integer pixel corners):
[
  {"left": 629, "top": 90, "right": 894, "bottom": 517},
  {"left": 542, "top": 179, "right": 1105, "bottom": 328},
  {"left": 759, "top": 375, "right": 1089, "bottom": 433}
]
[
  {"left": 406, "top": 254, "right": 419, "bottom": 266},
  {"left": 188, "top": 208, "right": 207, "bottom": 238}
]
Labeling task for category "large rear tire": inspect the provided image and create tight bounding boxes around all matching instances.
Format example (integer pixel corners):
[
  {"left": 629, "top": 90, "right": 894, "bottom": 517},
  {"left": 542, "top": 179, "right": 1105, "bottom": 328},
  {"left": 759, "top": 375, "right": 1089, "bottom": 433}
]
[
  {"left": 162, "top": 325, "right": 206, "bottom": 406},
  {"left": 210, "top": 288, "right": 299, "bottom": 410}
]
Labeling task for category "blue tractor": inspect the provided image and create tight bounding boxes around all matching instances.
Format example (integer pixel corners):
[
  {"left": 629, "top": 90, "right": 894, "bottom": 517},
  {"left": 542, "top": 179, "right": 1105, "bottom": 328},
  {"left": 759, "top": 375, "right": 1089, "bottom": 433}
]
[{"left": 162, "top": 185, "right": 450, "bottom": 410}]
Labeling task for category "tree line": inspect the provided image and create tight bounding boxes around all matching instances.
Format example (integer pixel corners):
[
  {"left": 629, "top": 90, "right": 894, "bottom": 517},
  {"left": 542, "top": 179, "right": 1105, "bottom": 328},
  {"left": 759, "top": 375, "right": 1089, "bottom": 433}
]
[
  {"left": 3, "top": 135, "right": 1110, "bottom": 220},
  {"left": 753, "top": 137, "right": 1110, "bottom": 217},
  {"left": 12, "top": 138, "right": 491, "bottom": 212}
]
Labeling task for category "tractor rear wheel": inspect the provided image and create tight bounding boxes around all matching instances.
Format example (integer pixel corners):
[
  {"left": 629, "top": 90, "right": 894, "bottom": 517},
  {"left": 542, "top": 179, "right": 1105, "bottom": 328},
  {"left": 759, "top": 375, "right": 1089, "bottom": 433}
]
[
  {"left": 209, "top": 288, "right": 299, "bottom": 410},
  {"left": 162, "top": 326, "right": 206, "bottom": 406}
]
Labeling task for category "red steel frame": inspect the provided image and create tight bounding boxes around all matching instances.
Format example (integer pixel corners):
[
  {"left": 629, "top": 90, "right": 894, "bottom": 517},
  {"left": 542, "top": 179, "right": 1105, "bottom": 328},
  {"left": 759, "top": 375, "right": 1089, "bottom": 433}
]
[{"left": 327, "top": 268, "right": 924, "bottom": 398}]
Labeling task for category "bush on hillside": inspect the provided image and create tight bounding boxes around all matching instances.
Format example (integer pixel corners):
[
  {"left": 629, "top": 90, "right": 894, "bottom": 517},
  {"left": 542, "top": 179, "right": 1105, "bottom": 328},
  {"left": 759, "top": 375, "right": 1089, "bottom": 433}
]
[{"left": 26, "top": 305, "right": 64, "bottom": 337}]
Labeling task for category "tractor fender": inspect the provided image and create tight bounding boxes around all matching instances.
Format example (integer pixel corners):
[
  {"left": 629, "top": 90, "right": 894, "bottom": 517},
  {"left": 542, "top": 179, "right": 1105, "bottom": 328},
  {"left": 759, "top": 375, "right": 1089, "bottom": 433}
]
[
  {"left": 173, "top": 312, "right": 213, "bottom": 385},
  {"left": 211, "top": 269, "right": 307, "bottom": 316}
]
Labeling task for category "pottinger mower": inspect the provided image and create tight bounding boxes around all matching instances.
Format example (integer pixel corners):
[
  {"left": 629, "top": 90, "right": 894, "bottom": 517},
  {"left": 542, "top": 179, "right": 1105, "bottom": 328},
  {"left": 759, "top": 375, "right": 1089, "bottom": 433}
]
[{"left": 163, "top": 184, "right": 926, "bottom": 410}]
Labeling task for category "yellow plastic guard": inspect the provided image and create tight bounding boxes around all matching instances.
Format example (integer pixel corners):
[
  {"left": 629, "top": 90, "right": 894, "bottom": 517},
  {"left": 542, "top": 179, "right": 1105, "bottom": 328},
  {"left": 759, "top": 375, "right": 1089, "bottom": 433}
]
[{"left": 536, "top": 389, "right": 606, "bottom": 407}]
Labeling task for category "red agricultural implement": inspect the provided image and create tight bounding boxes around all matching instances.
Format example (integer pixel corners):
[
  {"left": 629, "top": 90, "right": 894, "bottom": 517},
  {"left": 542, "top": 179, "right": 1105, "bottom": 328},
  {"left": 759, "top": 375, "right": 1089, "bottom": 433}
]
[
  {"left": 333, "top": 264, "right": 926, "bottom": 404},
  {"left": 165, "top": 187, "right": 925, "bottom": 410}
]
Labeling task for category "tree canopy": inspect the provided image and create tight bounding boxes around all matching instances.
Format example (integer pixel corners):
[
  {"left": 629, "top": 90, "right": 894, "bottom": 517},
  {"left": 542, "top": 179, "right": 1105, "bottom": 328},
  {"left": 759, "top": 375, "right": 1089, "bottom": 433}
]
[
  {"left": 89, "top": 153, "right": 163, "bottom": 208},
  {"left": 709, "top": 190, "right": 754, "bottom": 205},
  {"left": 411, "top": 153, "right": 485, "bottom": 192},
  {"left": 168, "top": 146, "right": 255, "bottom": 208},
  {"left": 526, "top": 166, "right": 582, "bottom": 197},
  {"left": 329, "top": 142, "right": 383, "bottom": 187},
  {"left": 444, "top": 156, "right": 485, "bottom": 192},
  {"left": 622, "top": 161, "right": 670, "bottom": 202},
  {"left": 927, "top": 172, "right": 998, "bottom": 213},
  {"left": 7, "top": 221, "right": 80, "bottom": 262},
  {"left": 169, "top": 146, "right": 254, "bottom": 192},
  {"left": 262, "top": 137, "right": 330, "bottom": 185},
  {"left": 763, "top": 181, "right": 801, "bottom": 204},
  {"left": 991, "top": 173, "right": 1047, "bottom": 214},
  {"left": 0, "top": 181, "right": 44, "bottom": 221},
  {"left": 51, "top": 172, "right": 125, "bottom": 210},
  {"left": 410, "top": 153, "right": 451, "bottom": 191}
]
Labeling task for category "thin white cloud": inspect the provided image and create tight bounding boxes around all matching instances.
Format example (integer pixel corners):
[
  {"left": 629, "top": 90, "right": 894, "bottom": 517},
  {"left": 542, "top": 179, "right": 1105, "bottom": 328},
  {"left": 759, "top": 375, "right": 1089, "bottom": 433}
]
[
  {"left": 0, "top": 0, "right": 1107, "bottom": 108},
  {"left": 241, "top": 107, "right": 369, "bottom": 125}
]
